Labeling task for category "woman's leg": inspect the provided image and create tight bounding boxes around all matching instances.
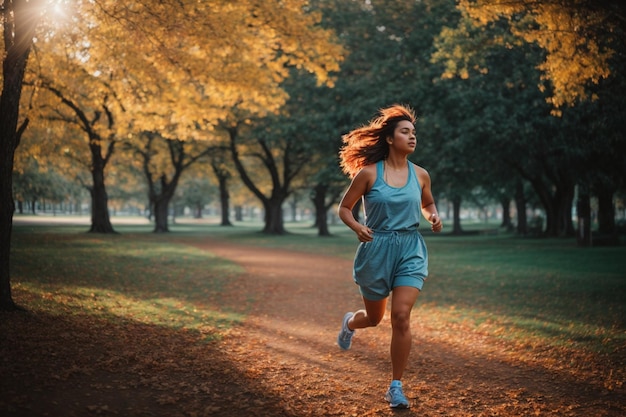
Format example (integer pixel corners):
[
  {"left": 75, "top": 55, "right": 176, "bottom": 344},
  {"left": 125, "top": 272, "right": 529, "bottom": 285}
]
[
  {"left": 348, "top": 296, "right": 387, "bottom": 330},
  {"left": 389, "top": 286, "right": 420, "bottom": 380}
]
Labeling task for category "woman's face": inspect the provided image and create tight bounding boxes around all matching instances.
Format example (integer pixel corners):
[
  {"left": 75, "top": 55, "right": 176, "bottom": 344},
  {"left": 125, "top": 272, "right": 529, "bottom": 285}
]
[{"left": 390, "top": 120, "right": 417, "bottom": 154}]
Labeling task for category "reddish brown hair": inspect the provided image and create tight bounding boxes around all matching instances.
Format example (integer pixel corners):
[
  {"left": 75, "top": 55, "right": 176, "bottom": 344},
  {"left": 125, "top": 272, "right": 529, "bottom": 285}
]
[{"left": 339, "top": 104, "right": 416, "bottom": 177}]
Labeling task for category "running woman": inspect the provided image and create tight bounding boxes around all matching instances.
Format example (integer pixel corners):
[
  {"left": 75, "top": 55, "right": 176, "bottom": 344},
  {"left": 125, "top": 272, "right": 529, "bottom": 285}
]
[{"left": 336, "top": 104, "right": 443, "bottom": 409}]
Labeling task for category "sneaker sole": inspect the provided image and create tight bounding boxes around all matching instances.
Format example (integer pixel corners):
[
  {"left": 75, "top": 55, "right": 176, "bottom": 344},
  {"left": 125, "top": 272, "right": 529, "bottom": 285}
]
[
  {"left": 385, "top": 394, "right": 410, "bottom": 409},
  {"left": 337, "top": 312, "right": 354, "bottom": 350}
]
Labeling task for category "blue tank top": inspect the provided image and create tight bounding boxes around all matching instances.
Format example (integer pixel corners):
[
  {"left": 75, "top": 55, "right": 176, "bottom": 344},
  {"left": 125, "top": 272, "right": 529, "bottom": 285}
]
[{"left": 363, "top": 160, "right": 422, "bottom": 231}]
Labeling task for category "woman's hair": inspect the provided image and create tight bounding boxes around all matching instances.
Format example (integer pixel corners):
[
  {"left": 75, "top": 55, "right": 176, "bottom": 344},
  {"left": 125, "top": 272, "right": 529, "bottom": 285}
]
[{"left": 339, "top": 104, "right": 416, "bottom": 177}]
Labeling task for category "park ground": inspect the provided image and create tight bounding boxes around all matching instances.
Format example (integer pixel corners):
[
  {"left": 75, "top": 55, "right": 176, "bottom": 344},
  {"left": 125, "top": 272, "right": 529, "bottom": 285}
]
[{"left": 1, "top": 218, "right": 625, "bottom": 416}]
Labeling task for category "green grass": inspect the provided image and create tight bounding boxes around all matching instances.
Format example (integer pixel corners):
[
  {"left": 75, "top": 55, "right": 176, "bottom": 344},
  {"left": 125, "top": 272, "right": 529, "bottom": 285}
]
[
  {"left": 10, "top": 219, "right": 626, "bottom": 354},
  {"left": 422, "top": 235, "right": 626, "bottom": 353},
  {"left": 10, "top": 227, "right": 246, "bottom": 341}
]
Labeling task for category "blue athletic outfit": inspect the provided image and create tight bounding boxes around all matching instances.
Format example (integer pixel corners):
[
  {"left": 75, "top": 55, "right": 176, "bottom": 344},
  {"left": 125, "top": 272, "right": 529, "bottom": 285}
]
[{"left": 352, "top": 160, "right": 428, "bottom": 300}]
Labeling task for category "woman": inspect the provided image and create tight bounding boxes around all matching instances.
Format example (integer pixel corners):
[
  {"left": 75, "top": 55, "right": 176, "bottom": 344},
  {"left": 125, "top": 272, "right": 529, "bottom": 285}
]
[{"left": 336, "top": 104, "right": 443, "bottom": 409}]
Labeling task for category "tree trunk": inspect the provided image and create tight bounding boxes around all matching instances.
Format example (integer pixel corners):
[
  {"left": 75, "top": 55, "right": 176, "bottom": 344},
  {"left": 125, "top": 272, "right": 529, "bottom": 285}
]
[
  {"left": 596, "top": 186, "right": 616, "bottom": 235},
  {"left": 0, "top": 140, "right": 18, "bottom": 311},
  {"left": 289, "top": 198, "right": 297, "bottom": 222},
  {"left": 500, "top": 196, "right": 512, "bottom": 230},
  {"left": 226, "top": 125, "right": 294, "bottom": 235},
  {"left": 577, "top": 190, "right": 592, "bottom": 247},
  {"left": 451, "top": 195, "right": 463, "bottom": 235},
  {"left": 151, "top": 174, "right": 178, "bottom": 233},
  {"left": 312, "top": 184, "right": 331, "bottom": 237},
  {"left": 210, "top": 160, "right": 233, "bottom": 226},
  {"left": 88, "top": 148, "right": 115, "bottom": 233},
  {"left": 555, "top": 182, "right": 575, "bottom": 237},
  {"left": 234, "top": 205, "right": 243, "bottom": 221},
  {"left": 218, "top": 176, "right": 232, "bottom": 226},
  {"left": 515, "top": 180, "right": 528, "bottom": 235},
  {"left": 0, "top": 0, "right": 45, "bottom": 311},
  {"left": 528, "top": 176, "right": 575, "bottom": 237},
  {"left": 262, "top": 199, "right": 286, "bottom": 234},
  {"left": 153, "top": 196, "right": 171, "bottom": 233},
  {"left": 317, "top": 209, "right": 330, "bottom": 236}
]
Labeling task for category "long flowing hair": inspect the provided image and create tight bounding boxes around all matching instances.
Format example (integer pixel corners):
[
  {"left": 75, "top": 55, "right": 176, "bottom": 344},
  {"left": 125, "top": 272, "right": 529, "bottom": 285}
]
[{"left": 339, "top": 104, "right": 416, "bottom": 177}]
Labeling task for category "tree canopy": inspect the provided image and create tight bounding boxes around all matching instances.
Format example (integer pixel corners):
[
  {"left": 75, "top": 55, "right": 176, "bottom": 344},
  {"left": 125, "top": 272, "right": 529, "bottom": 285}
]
[
  {"left": 1, "top": 0, "right": 345, "bottom": 309},
  {"left": 443, "top": 0, "right": 625, "bottom": 110}
]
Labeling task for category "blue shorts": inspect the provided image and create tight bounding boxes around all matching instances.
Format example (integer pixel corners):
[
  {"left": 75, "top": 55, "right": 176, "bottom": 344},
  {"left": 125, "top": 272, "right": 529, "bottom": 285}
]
[{"left": 352, "top": 230, "right": 428, "bottom": 301}]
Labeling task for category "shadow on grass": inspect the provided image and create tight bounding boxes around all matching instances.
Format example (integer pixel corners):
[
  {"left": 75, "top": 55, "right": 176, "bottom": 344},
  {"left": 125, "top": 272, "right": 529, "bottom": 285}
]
[{"left": 0, "top": 308, "right": 296, "bottom": 417}]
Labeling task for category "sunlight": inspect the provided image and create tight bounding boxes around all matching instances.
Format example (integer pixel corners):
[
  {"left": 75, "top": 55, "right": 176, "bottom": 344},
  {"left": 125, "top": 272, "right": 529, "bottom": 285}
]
[
  {"left": 17, "top": 280, "right": 244, "bottom": 341},
  {"left": 53, "top": 3, "right": 64, "bottom": 16},
  {"left": 46, "top": 0, "right": 71, "bottom": 25}
]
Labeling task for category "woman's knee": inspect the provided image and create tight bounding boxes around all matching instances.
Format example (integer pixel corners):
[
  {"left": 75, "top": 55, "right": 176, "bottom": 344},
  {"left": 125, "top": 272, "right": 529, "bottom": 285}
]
[
  {"left": 366, "top": 313, "right": 384, "bottom": 327},
  {"left": 353, "top": 309, "right": 383, "bottom": 328},
  {"left": 356, "top": 309, "right": 384, "bottom": 327},
  {"left": 390, "top": 310, "right": 411, "bottom": 331}
]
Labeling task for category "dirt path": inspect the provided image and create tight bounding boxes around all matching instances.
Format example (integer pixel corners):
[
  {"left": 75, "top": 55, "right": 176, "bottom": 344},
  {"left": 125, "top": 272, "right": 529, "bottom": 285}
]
[{"left": 189, "top": 239, "right": 626, "bottom": 417}]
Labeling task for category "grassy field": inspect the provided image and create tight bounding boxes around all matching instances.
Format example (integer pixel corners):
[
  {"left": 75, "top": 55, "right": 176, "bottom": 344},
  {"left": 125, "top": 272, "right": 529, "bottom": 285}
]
[
  {"left": 4, "top": 218, "right": 625, "bottom": 416},
  {"left": 10, "top": 219, "right": 626, "bottom": 359}
]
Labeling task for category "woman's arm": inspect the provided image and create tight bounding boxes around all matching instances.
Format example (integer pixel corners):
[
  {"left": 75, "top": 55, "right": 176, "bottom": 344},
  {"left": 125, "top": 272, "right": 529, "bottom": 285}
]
[
  {"left": 415, "top": 165, "right": 443, "bottom": 233},
  {"left": 338, "top": 166, "right": 376, "bottom": 242}
]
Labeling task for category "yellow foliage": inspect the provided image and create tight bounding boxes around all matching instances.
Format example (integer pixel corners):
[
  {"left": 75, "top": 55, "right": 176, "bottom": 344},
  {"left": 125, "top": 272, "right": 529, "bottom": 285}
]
[
  {"left": 21, "top": 0, "right": 344, "bottom": 142},
  {"left": 431, "top": 10, "right": 493, "bottom": 81},
  {"left": 457, "top": 0, "right": 616, "bottom": 108}
]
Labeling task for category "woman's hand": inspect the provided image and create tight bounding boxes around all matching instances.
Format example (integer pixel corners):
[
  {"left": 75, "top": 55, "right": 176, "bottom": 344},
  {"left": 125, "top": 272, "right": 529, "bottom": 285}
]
[
  {"left": 356, "top": 226, "right": 374, "bottom": 242},
  {"left": 430, "top": 213, "right": 443, "bottom": 233}
]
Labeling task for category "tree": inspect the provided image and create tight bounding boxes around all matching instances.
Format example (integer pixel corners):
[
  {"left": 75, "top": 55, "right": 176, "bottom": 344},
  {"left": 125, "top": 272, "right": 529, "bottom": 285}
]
[
  {"left": 207, "top": 149, "right": 234, "bottom": 226},
  {"left": 300, "top": 0, "right": 459, "bottom": 235},
  {"left": 309, "top": 170, "right": 346, "bottom": 236},
  {"left": 223, "top": 113, "right": 313, "bottom": 235},
  {"left": 455, "top": 0, "right": 626, "bottom": 109},
  {"left": 24, "top": 0, "right": 346, "bottom": 234},
  {"left": 428, "top": 7, "right": 533, "bottom": 232},
  {"left": 13, "top": 157, "right": 58, "bottom": 213},
  {"left": 430, "top": 3, "right": 626, "bottom": 238},
  {"left": 129, "top": 131, "right": 213, "bottom": 233},
  {"left": 173, "top": 172, "right": 217, "bottom": 220},
  {"left": 39, "top": 0, "right": 343, "bottom": 232},
  {"left": 4, "top": 0, "right": 344, "bottom": 309},
  {"left": 32, "top": 78, "right": 119, "bottom": 232},
  {"left": 1, "top": 0, "right": 49, "bottom": 311},
  {"left": 259, "top": 67, "right": 348, "bottom": 236},
  {"left": 13, "top": 154, "right": 87, "bottom": 215},
  {"left": 13, "top": 118, "right": 98, "bottom": 214}
]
